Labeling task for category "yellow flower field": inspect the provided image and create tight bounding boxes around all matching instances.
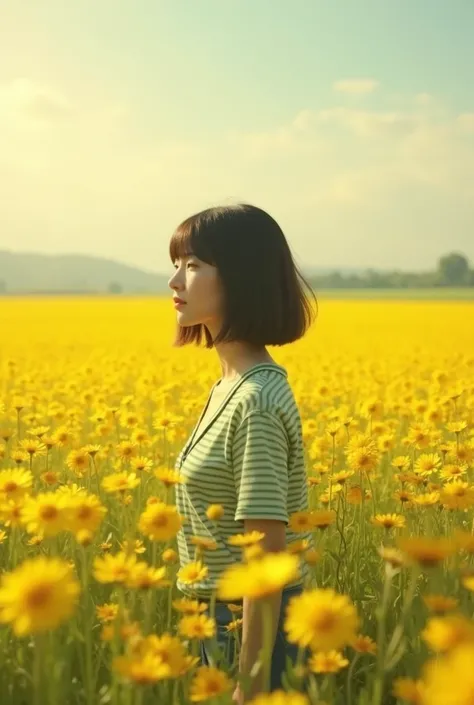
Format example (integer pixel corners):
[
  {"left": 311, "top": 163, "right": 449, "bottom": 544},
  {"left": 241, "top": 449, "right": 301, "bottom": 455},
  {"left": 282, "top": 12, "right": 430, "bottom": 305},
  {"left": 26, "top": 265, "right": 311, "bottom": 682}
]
[{"left": 0, "top": 295, "right": 473, "bottom": 705}]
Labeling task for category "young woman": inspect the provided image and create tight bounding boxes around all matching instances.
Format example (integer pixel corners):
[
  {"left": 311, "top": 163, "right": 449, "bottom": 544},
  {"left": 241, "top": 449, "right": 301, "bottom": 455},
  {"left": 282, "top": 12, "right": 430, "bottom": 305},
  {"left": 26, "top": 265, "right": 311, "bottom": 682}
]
[{"left": 168, "top": 204, "right": 317, "bottom": 702}]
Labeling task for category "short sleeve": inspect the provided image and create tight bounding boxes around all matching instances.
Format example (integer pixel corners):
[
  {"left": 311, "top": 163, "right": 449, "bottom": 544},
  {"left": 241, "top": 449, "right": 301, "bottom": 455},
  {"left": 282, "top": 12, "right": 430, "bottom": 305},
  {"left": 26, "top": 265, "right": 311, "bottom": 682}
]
[{"left": 232, "top": 410, "right": 289, "bottom": 523}]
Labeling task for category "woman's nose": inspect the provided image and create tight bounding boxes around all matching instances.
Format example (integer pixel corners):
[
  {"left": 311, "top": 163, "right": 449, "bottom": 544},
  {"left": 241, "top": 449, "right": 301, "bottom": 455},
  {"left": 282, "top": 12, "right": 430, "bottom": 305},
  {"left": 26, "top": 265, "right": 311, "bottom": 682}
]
[{"left": 168, "top": 271, "right": 182, "bottom": 291}]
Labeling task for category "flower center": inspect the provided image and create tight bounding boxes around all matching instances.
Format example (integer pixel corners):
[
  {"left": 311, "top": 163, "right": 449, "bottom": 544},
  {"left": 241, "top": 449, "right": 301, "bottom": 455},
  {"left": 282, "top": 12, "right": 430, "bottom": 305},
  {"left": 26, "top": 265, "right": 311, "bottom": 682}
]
[
  {"left": 26, "top": 584, "right": 52, "bottom": 609},
  {"left": 311, "top": 609, "right": 336, "bottom": 632},
  {"left": 40, "top": 505, "right": 58, "bottom": 521}
]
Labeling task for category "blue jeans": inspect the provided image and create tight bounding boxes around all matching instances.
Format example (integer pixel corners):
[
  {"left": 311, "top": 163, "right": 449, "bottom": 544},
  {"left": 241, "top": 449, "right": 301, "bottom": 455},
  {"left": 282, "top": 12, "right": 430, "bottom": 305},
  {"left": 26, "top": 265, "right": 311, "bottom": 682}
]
[{"left": 200, "top": 584, "right": 303, "bottom": 692}]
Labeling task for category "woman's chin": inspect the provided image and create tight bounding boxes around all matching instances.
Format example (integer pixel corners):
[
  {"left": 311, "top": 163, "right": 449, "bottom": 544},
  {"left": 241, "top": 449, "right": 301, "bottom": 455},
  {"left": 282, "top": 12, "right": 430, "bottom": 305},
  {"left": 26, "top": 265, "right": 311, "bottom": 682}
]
[{"left": 176, "top": 311, "right": 194, "bottom": 326}]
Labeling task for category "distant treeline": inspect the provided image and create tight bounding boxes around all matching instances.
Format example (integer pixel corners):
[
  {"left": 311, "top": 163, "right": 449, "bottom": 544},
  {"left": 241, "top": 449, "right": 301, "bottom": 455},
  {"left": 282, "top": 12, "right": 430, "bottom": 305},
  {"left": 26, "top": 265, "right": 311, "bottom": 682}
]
[
  {"left": 308, "top": 252, "right": 474, "bottom": 289},
  {"left": 0, "top": 252, "right": 472, "bottom": 294}
]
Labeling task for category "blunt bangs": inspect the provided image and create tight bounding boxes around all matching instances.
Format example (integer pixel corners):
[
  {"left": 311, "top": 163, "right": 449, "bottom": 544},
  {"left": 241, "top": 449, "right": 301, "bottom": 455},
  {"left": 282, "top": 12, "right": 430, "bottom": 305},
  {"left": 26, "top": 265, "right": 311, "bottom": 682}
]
[
  {"left": 169, "top": 213, "right": 216, "bottom": 266},
  {"left": 169, "top": 204, "right": 318, "bottom": 349}
]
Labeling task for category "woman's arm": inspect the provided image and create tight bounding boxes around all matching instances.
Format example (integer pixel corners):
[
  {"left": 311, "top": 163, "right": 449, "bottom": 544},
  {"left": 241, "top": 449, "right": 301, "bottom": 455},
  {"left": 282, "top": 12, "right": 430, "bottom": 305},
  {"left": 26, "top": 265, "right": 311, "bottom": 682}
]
[{"left": 236, "top": 518, "right": 286, "bottom": 700}]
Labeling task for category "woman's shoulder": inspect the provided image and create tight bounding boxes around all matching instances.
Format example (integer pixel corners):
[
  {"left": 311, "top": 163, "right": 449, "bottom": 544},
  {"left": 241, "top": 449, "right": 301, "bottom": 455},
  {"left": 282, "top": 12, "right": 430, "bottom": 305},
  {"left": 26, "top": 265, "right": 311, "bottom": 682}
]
[{"left": 231, "top": 366, "right": 299, "bottom": 424}]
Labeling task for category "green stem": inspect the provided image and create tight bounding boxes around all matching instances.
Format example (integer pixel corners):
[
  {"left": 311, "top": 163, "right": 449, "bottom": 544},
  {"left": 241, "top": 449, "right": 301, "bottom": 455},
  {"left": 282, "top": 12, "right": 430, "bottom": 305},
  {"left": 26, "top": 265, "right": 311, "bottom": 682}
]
[
  {"left": 346, "top": 654, "right": 360, "bottom": 705},
  {"left": 261, "top": 599, "right": 273, "bottom": 694},
  {"left": 81, "top": 548, "right": 94, "bottom": 705},
  {"left": 372, "top": 567, "right": 393, "bottom": 705},
  {"left": 33, "top": 635, "right": 44, "bottom": 705}
]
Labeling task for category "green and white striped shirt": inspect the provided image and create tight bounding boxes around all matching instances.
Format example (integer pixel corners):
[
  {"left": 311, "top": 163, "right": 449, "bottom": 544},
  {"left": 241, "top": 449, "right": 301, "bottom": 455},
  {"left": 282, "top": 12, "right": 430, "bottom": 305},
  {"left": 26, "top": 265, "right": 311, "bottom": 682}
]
[{"left": 175, "top": 362, "right": 311, "bottom": 598}]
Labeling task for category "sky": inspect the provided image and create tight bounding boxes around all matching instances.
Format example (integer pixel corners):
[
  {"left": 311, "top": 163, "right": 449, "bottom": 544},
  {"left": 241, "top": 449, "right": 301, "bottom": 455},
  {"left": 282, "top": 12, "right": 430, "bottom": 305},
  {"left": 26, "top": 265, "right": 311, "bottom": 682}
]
[{"left": 1, "top": 0, "right": 474, "bottom": 275}]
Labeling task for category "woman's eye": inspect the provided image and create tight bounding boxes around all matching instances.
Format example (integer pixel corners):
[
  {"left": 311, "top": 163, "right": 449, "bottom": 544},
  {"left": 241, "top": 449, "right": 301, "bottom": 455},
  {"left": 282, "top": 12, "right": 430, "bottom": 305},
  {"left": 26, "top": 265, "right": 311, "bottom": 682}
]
[{"left": 187, "top": 262, "right": 197, "bottom": 269}]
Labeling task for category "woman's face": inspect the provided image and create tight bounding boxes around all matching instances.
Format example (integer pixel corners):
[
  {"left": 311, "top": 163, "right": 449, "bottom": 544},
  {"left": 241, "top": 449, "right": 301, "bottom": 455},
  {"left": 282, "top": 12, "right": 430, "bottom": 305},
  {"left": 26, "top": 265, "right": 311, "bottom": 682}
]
[{"left": 168, "top": 254, "right": 224, "bottom": 334}]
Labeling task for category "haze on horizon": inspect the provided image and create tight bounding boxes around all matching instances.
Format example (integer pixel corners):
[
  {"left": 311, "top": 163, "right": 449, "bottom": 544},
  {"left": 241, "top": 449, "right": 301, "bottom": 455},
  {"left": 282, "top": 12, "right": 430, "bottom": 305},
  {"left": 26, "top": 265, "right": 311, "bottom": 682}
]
[{"left": 1, "top": 0, "right": 474, "bottom": 276}]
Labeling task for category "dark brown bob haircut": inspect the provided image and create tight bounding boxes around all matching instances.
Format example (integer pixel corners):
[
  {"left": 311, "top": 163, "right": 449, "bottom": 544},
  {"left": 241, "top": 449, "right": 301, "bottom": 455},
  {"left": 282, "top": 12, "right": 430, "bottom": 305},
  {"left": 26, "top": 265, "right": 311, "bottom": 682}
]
[{"left": 169, "top": 203, "right": 318, "bottom": 348}]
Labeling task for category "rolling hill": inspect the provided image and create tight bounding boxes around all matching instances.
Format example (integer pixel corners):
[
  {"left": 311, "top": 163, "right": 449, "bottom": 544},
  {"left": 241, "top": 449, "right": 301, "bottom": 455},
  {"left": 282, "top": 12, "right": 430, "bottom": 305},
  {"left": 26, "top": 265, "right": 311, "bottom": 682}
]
[
  {"left": 0, "top": 250, "right": 369, "bottom": 295},
  {"left": 0, "top": 250, "right": 170, "bottom": 294}
]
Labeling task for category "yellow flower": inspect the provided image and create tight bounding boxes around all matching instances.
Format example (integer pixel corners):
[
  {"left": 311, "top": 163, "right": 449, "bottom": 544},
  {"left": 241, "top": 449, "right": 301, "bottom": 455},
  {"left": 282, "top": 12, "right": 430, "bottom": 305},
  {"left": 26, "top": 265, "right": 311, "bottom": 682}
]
[
  {"left": 0, "top": 501, "right": 21, "bottom": 530},
  {"left": 27, "top": 534, "right": 43, "bottom": 546},
  {"left": 304, "top": 548, "right": 321, "bottom": 566},
  {"left": 227, "top": 530, "right": 265, "bottom": 547},
  {"left": 76, "top": 529, "right": 93, "bottom": 546},
  {"left": 242, "top": 543, "right": 265, "bottom": 562},
  {"left": 412, "top": 492, "right": 440, "bottom": 507},
  {"left": 347, "top": 485, "right": 363, "bottom": 505},
  {"left": 113, "top": 652, "right": 170, "bottom": 684},
  {"left": 287, "top": 539, "right": 311, "bottom": 555},
  {"left": 93, "top": 551, "right": 137, "bottom": 584},
  {"left": 101, "top": 619, "right": 141, "bottom": 644},
  {"left": 67, "top": 494, "right": 107, "bottom": 534},
  {"left": 311, "top": 510, "right": 336, "bottom": 529},
  {"left": 440, "top": 463, "right": 468, "bottom": 480},
  {"left": 331, "top": 470, "right": 354, "bottom": 485},
  {"left": 154, "top": 468, "right": 185, "bottom": 487},
  {"left": 0, "top": 529, "right": 7, "bottom": 543},
  {"left": 284, "top": 588, "right": 359, "bottom": 651},
  {"left": 66, "top": 449, "right": 90, "bottom": 477},
  {"left": 225, "top": 618, "right": 243, "bottom": 632},
  {"left": 205, "top": 504, "right": 224, "bottom": 521},
  {"left": 120, "top": 539, "right": 146, "bottom": 555},
  {"left": 40, "top": 470, "right": 60, "bottom": 486},
  {"left": 178, "top": 614, "right": 216, "bottom": 640},
  {"left": 96, "top": 603, "right": 119, "bottom": 622},
  {"left": 217, "top": 553, "right": 299, "bottom": 601},
  {"left": 422, "top": 595, "right": 459, "bottom": 614},
  {"left": 393, "top": 489, "right": 414, "bottom": 504},
  {"left": 414, "top": 453, "right": 442, "bottom": 477},
  {"left": 392, "top": 677, "right": 425, "bottom": 704},
  {"left": 391, "top": 456, "right": 411, "bottom": 471},
  {"left": 371, "top": 513, "right": 406, "bottom": 530},
  {"left": 461, "top": 573, "right": 474, "bottom": 591},
  {"left": 289, "top": 511, "right": 315, "bottom": 533},
  {"left": 397, "top": 536, "right": 455, "bottom": 568},
  {"left": 351, "top": 634, "right": 377, "bottom": 654},
  {"left": 189, "top": 665, "right": 233, "bottom": 702},
  {"left": 421, "top": 614, "right": 474, "bottom": 652},
  {"left": 0, "top": 468, "right": 33, "bottom": 500},
  {"left": 130, "top": 455, "right": 153, "bottom": 473},
  {"left": 21, "top": 492, "right": 67, "bottom": 537},
  {"left": 308, "top": 650, "right": 349, "bottom": 673},
  {"left": 190, "top": 536, "right": 218, "bottom": 552},
  {"left": 18, "top": 438, "right": 47, "bottom": 458},
  {"left": 162, "top": 548, "right": 178, "bottom": 564},
  {"left": 177, "top": 561, "right": 209, "bottom": 585},
  {"left": 406, "top": 424, "right": 433, "bottom": 450},
  {"left": 440, "top": 481, "right": 474, "bottom": 510},
  {"left": 345, "top": 433, "right": 379, "bottom": 473},
  {"left": 143, "top": 633, "right": 190, "bottom": 678},
  {"left": 138, "top": 503, "right": 182, "bottom": 542},
  {"left": 0, "top": 556, "right": 80, "bottom": 635},
  {"left": 126, "top": 563, "right": 169, "bottom": 590},
  {"left": 172, "top": 598, "right": 209, "bottom": 615},
  {"left": 421, "top": 644, "right": 474, "bottom": 705},
  {"left": 102, "top": 471, "right": 140, "bottom": 493},
  {"left": 446, "top": 420, "right": 468, "bottom": 434},
  {"left": 116, "top": 440, "right": 139, "bottom": 461}
]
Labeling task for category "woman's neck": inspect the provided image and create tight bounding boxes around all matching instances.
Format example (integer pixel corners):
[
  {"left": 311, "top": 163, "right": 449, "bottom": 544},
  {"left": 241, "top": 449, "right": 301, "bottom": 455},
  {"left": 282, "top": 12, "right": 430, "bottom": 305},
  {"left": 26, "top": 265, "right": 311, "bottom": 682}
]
[{"left": 213, "top": 341, "right": 275, "bottom": 383}]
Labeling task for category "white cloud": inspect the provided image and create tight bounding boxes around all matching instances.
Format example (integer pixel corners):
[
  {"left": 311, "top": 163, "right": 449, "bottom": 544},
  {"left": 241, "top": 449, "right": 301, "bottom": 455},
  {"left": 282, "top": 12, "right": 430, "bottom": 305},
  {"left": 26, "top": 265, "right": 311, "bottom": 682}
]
[
  {"left": 0, "top": 78, "right": 73, "bottom": 124},
  {"left": 414, "top": 92, "right": 433, "bottom": 106},
  {"left": 1, "top": 78, "right": 473, "bottom": 270},
  {"left": 333, "top": 78, "right": 379, "bottom": 95},
  {"left": 315, "top": 107, "right": 418, "bottom": 137}
]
